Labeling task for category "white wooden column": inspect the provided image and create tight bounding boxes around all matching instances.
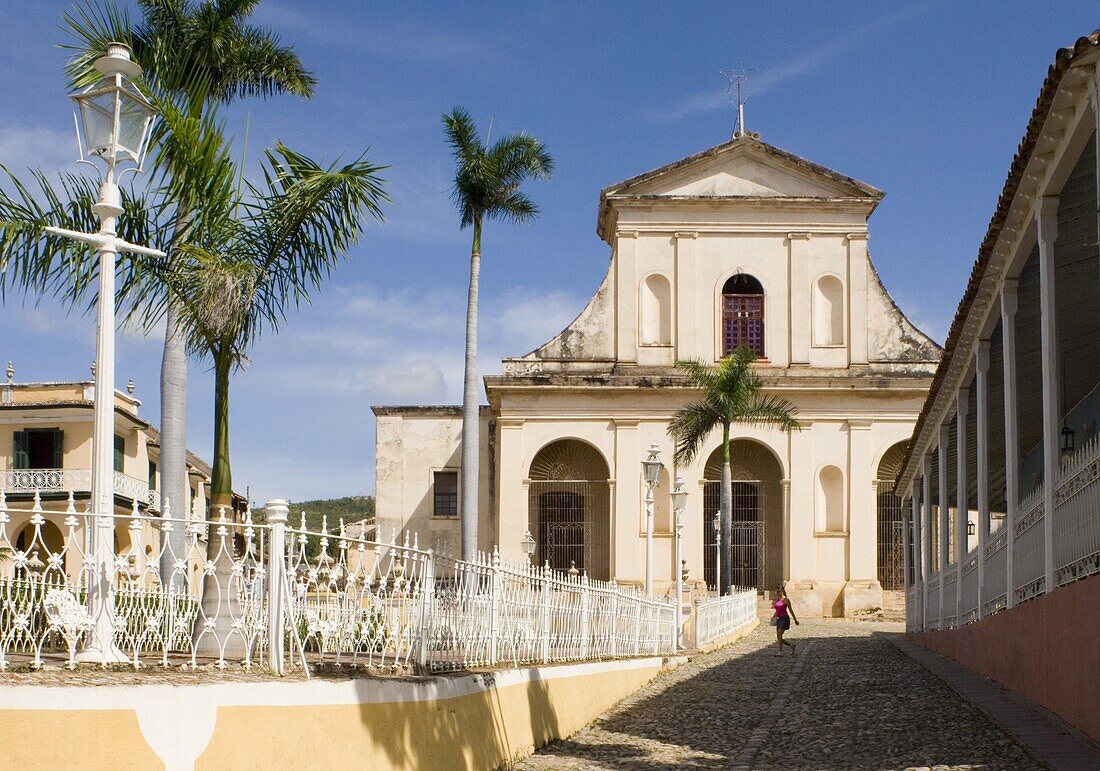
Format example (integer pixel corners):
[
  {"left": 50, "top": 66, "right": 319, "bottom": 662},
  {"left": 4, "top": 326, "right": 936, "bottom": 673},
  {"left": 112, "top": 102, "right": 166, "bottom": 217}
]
[
  {"left": 924, "top": 453, "right": 932, "bottom": 576},
  {"left": 1037, "top": 196, "right": 1059, "bottom": 595},
  {"left": 902, "top": 497, "right": 911, "bottom": 589},
  {"left": 908, "top": 487, "right": 919, "bottom": 630},
  {"left": 911, "top": 486, "right": 922, "bottom": 584},
  {"left": 1001, "top": 279, "right": 1020, "bottom": 609},
  {"left": 938, "top": 425, "right": 950, "bottom": 622},
  {"left": 976, "top": 340, "right": 991, "bottom": 618},
  {"left": 956, "top": 387, "right": 969, "bottom": 614}
]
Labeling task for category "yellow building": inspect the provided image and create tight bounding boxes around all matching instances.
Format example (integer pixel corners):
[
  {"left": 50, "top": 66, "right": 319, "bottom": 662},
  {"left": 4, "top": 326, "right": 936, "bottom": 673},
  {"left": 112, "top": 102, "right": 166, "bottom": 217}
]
[{"left": 0, "top": 367, "right": 238, "bottom": 584}]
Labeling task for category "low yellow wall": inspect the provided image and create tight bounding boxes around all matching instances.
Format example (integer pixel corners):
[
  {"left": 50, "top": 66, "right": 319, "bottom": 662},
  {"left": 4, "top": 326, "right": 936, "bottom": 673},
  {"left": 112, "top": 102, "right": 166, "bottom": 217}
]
[{"left": 0, "top": 656, "right": 681, "bottom": 770}]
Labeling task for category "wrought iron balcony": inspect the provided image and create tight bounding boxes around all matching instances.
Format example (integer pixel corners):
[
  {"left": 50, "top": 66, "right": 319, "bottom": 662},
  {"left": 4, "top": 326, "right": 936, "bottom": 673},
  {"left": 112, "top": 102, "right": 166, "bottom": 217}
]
[{"left": 0, "top": 468, "right": 161, "bottom": 510}]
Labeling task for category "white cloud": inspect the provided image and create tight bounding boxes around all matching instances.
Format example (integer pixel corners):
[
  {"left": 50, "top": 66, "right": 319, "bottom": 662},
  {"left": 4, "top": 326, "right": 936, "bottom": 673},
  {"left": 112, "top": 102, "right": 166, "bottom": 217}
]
[
  {"left": 256, "top": 2, "right": 498, "bottom": 63},
  {"left": 353, "top": 357, "right": 448, "bottom": 403},
  {"left": 0, "top": 125, "right": 80, "bottom": 175},
  {"left": 651, "top": 2, "right": 936, "bottom": 123}
]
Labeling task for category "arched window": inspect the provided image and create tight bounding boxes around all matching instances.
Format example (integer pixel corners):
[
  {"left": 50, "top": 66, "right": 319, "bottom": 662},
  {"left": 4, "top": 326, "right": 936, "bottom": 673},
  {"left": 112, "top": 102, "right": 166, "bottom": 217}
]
[
  {"left": 813, "top": 275, "right": 844, "bottom": 346},
  {"left": 640, "top": 274, "right": 671, "bottom": 345},
  {"left": 817, "top": 465, "right": 845, "bottom": 532},
  {"left": 721, "top": 274, "right": 765, "bottom": 358}
]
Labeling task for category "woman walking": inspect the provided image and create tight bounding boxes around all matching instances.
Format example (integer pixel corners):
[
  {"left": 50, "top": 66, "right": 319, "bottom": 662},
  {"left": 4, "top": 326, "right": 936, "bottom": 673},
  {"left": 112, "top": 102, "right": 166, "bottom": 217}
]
[{"left": 772, "top": 585, "right": 799, "bottom": 654}]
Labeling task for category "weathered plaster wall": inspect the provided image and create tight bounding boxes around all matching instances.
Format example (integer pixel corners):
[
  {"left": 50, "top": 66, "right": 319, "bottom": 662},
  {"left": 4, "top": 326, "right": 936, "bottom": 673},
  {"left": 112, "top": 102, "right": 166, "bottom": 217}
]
[{"left": 374, "top": 409, "right": 493, "bottom": 555}]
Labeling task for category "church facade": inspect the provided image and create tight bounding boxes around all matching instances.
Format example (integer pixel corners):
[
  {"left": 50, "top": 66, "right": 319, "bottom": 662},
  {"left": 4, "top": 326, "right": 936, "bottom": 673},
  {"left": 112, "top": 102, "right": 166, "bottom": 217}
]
[{"left": 373, "top": 134, "right": 940, "bottom": 616}]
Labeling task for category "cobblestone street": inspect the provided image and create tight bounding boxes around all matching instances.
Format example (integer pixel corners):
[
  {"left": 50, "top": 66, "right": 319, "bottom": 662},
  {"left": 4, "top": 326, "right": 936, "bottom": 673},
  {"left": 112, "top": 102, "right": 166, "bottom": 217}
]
[{"left": 516, "top": 621, "right": 1043, "bottom": 770}]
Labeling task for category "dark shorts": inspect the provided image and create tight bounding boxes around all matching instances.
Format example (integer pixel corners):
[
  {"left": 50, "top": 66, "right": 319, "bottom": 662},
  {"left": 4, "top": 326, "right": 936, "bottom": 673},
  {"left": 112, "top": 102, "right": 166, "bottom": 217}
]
[{"left": 776, "top": 616, "right": 791, "bottom": 631}]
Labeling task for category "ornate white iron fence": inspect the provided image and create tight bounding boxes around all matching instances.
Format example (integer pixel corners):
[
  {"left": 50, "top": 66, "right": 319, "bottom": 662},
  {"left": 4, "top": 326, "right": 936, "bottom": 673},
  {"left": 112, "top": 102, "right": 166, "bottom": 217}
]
[
  {"left": 693, "top": 589, "right": 757, "bottom": 647},
  {"left": 422, "top": 550, "right": 676, "bottom": 671},
  {"left": 1053, "top": 434, "right": 1100, "bottom": 587},
  {"left": 0, "top": 494, "right": 678, "bottom": 675}
]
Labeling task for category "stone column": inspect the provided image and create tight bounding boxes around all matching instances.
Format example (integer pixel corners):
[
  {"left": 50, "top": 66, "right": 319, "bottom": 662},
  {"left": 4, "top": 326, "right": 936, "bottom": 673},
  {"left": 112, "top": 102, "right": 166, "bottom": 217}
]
[
  {"left": 976, "top": 341, "right": 991, "bottom": 618},
  {"left": 674, "top": 232, "right": 697, "bottom": 359},
  {"left": 956, "top": 387, "right": 969, "bottom": 614},
  {"left": 846, "top": 232, "right": 869, "bottom": 365},
  {"left": 781, "top": 478, "right": 791, "bottom": 581},
  {"left": 615, "top": 230, "right": 638, "bottom": 364},
  {"left": 1037, "top": 196, "right": 1059, "bottom": 595},
  {"left": 497, "top": 419, "right": 526, "bottom": 564},
  {"left": 612, "top": 419, "right": 640, "bottom": 583},
  {"left": 1001, "top": 279, "right": 1020, "bottom": 608},
  {"left": 847, "top": 420, "right": 875, "bottom": 582},
  {"left": 788, "top": 233, "right": 812, "bottom": 366}
]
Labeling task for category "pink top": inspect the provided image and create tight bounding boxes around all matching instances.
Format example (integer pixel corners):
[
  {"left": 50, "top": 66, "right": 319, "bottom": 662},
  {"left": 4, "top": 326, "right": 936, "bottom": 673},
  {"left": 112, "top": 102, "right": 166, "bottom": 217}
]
[{"left": 773, "top": 598, "right": 789, "bottom": 618}]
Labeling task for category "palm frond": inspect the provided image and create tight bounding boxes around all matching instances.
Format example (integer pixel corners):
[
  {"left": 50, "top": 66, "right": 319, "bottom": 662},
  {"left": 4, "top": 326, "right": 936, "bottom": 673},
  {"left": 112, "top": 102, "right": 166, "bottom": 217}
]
[
  {"left": 668, "top": 401, "right": 722, "bottom": 467},
  {"left": 738, "top": 394, "right": 802, "bottom": 432}
]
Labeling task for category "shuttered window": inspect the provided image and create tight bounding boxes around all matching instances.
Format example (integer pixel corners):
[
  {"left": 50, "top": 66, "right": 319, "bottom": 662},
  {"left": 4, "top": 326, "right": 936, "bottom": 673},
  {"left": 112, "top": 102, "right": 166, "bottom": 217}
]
[
  {"left": 720, "top": 274, "right": 765, "bottom": 358},
  {"left": 114, "top": 434, "right": 126, "bottom": 473},
  {"left": 433, "top": 471, "right": 458, "bottom": 518},
  {"left": 13, "top": 429, "right": 63, "bottom": 469}
]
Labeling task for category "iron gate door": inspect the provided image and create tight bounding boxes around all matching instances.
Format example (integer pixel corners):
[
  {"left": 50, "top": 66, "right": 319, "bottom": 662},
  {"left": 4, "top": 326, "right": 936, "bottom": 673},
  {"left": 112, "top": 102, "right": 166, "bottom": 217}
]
[
  {"left": 877, "top": 481, "right": 905, "bottom": 589},
  {"left": 703, "top": 480, "right": 776, "bottom": 591}
]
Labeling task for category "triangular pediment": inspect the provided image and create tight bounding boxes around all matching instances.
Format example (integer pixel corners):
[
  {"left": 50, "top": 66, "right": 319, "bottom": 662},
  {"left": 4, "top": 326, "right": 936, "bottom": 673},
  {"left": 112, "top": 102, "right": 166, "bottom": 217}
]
[{"left": 602, "top": 137, "right": 882, "bottom": 201}]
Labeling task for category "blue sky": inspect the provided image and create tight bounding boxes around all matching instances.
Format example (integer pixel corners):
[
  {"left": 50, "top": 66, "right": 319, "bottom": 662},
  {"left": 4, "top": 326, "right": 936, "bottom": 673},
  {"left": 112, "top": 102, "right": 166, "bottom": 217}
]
[{"left": 1, "top": 2, "right": 1097, "bottom": 504}]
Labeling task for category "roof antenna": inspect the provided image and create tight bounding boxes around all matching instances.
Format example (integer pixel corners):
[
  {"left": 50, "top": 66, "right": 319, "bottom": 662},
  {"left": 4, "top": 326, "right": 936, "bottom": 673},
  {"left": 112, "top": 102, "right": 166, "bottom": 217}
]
[{"left": 720, "top": 59, "right": 757, "bottom": 140}]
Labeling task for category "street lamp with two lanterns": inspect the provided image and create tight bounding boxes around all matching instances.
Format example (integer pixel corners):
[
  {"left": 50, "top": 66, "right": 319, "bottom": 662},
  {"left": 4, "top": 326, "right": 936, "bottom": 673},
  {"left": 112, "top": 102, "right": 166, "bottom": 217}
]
[{"left": 641, "top": 444, "right": 663, "bottom": 595}]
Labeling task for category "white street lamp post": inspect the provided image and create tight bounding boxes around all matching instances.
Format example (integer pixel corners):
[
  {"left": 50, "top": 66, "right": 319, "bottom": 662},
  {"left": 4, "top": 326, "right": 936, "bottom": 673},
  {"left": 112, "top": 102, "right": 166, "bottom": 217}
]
[
  {"left": 521, "top": 529, "right": 536, "bottom": 564},
  {"left": 670, "top": 476, "right": 687, "bottom": 649},
  {"left": 641, "top": 444, "right": 663, "bottom": 596},
  {"left": 48, "top": 43, "right": 161, "bottom": 664},
  {"left": 712, "top": 513, "right": 721, "bottom": 594}
]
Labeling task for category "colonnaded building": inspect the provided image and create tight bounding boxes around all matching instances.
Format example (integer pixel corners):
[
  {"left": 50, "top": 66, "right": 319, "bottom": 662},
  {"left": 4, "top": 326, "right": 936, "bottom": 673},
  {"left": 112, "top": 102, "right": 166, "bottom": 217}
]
[{"left": 374, "top": 133, "right": 940, "bottom": 616}]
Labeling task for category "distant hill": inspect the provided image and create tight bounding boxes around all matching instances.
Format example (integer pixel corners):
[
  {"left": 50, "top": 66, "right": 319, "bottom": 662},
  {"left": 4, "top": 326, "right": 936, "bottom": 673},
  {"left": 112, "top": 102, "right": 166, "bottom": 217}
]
[
  {"left": 255, "top": 495, "right": 375, "bottom": 533},
  {"left": 254, "top": 495, "right": 375, "bottom": 561}
]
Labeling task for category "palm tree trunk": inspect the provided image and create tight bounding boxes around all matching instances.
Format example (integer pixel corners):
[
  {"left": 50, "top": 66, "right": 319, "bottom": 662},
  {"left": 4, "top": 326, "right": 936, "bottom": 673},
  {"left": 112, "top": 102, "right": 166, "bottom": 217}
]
[
  {"left": 459, "top": 218, "right": 482, "bottom": 560},
  {"left": 720, "top": 422, "right": 733, "bottom": 596},
  {"left": 209, "top": 349, "right": 233, "bottom": 511},
  {"left": 158, "top": 296, "right": 189, "bottom": 589},
  {"left": 158, "top": 207, "right": 194, "bottom": 591},
  {"left": 195, "top": 348, "right": 244, "bottom": 659}
]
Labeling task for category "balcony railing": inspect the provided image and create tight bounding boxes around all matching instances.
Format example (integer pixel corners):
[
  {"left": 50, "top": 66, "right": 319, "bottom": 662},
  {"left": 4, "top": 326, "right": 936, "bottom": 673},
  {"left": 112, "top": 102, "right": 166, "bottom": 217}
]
[
  {"left": 0, "top": 468, "right": 160, "bottom": 511},
  {"left": 907, "top": 434, "right": 1100, "bottom": 632}
]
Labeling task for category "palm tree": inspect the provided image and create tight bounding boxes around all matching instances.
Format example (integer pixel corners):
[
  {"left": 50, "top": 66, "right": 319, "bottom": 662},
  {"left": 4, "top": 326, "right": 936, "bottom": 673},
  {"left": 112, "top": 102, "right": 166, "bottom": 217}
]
[
  {"left": 158, "top": 126, "right": 386, "bottom": 656},
  {"left": 60, "top": 0, "right": 315, "bottom": 570},
  {"left": 442, "top": 108, "right": 552, "bottom": 560},
  {"left": 667, "top": 348, "right": 800, "bottom": 596},
  {"left": 169, "top": 141, "right": 388, "bottom": 513}
]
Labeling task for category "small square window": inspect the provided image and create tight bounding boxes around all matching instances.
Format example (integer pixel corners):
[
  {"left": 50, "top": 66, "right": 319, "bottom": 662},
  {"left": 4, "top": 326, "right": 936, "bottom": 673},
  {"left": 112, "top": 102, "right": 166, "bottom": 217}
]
[{"left": 433, "top": 471, "right": 458, "bottom": 518}]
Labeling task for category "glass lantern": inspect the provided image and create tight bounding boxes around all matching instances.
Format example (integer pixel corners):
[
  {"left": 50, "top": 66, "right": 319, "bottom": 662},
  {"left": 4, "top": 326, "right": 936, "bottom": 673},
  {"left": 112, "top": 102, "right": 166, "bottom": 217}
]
[{"left": 71, "top": 43, "right": 155, "bottom": 172}]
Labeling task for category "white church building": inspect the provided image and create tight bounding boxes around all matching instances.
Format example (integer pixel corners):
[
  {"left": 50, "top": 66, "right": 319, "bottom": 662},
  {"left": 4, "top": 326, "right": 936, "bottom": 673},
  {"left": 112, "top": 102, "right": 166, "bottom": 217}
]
[{"left": 373, "top": 133, "right": 940, "bottom": 616}]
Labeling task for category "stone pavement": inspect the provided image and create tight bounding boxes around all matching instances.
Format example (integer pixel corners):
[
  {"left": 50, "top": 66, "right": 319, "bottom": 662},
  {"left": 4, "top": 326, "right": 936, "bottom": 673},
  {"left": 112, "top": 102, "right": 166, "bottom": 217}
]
[{"left": 515, "top": 620, "right": 1044, "bottom": 770}]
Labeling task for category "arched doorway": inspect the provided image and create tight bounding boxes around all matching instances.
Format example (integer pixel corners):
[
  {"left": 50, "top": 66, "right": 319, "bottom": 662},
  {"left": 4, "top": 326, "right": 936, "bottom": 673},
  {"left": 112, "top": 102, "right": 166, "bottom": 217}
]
[
  {"left": 527, "top": 440, "right": 611, "bottom": 580},
  {"left": 703, "top": 440, "right": 783, "bottom": 591},
  {"left": 876, "top": 442, "right": 908, "bottom": 589}
]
